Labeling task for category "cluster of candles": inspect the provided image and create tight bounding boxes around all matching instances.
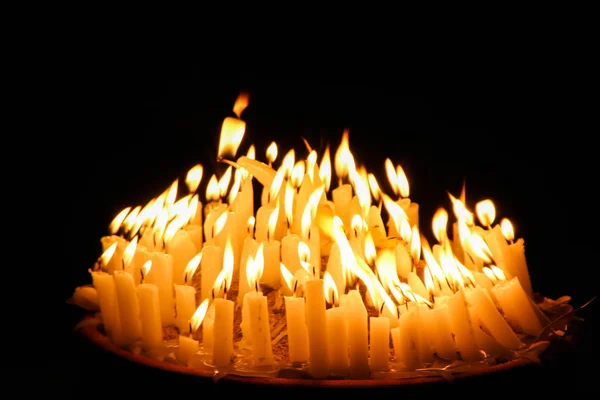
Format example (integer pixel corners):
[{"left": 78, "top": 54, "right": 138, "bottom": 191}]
[{"left": 87, "top": 92, "right": 547, "bottom": 379}]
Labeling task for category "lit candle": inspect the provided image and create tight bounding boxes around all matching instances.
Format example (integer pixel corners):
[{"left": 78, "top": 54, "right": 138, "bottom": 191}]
[
  {"left": 322, "top": 271, "right": 348, "bottom": 375},
  {"left": 369, "top": 308, "right": 391, "bottom": 372},
  {"left": 210, "top": 237, "right": 235, "bottom": 367},
  {"left": 146, "top": 252, "right": 175, "bottom": 326},
  {"left": 325, "top": 242, "right": 345, "bottom": 299},
  {"left": 261, "top": 202, "right": 281, "bottom": 288},
  {"left": 391, "top": 304, "right": 420, "bottom": 370},
  {"left": 464, "top": 286, "right": 522, "bottom": 350},
  {"left": 90, "top": 246, "right": 121, "bottom": 339},
  {"left": 136, "top": 260, "right": 163, "bottom": 350},
  {"left": 179, "top": 298, "right": 208, "bottom": 365},
  {"left": 492, "top": 276, "right": 543, "bottom": 337},
  {"left": 341, "top": 289, "right": 369, "bottom": 379},
  {"left": 100, "top": 236, "right": 127, "bottom": 274},
  {"left": 500, "top": 218, "right": 533, "bottom": 297},
  {"left": 446, "top": 288, "right": 483, "bottom": 362},
  {"left": 166, "top": 228, "right": 197, "bottom": 286},
  {"left": 244, "top": 251, "right": 275, "bottom": 367},
  {"left": 174, "top": 252, "right": 200, "bottom": 334},
  {"left": 281, "top": 263, "right": 309, "bottom": 364},
  {"left": 185, "top": 164, "right": 204, "bottom": 228},
  {"left": 113, "top": 269, "right": 142, "bottom": 346},
  {"left": 200, "top": 242, "right": 222, "bottom": 303},
  {"left": 237, "top": 220, "right": 259, "bottom": 307}
]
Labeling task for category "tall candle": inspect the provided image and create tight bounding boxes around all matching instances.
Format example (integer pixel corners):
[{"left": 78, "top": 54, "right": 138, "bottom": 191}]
[
  {"left": 284, "top": 296, "right": 309, "bottom": 363},
  {"left": 391, "top": 307, "right": 420, "bottom": 369},
  {"left": 331, "top": 183, "right": 353, "bottom": 230},
  {"left": 90, "top": 270, "right": 121, "bottom": 339},
  {"left": 212, "top": 297, "right": 234, "bottom": 367},
  {"left": 246, "top": 291, "right": 274, "bottom": 367},
  {"left": 492, "top": 277, "right": 543, "bottom": 337},
  {"left": 483, "top": 225, "right": 516, "bottom": 281},
  {"left": 166, "top": 229, "right": 197, "bottom": 285},
  {"left": 237, "top": 236, "right": 258, "bottom": 307},
  {"left": 464, "top": 286, "right": 522, "bottom": 350},
  {"left": 261, "top": 239, "right": 281, "bottom": 288},
  {"left": 446, "top": 288, "right": 483, "bottom": 362},
  {"left": 281, "top": 233, "right": 302, "bottom": 276},
  {"left": 307, "top": 226, "right": 321, "bottom": 272},
  {"left": 419, "top": 302, "right": 457, "bottom": 361},
  {"left": 146, "top": 252, "right": 175, "bottom": 326},
  {"left": 174, "top": 285, "right": 196, "bottom": 335},
  {"left": 369, "top": 315, "right": 390, "bottom": 372},
  {"left": 137, "top": 279, "right": 163, "bottom": 350},
  {"left": 395, "top": 242, "right": 412, "bottom": 280},
  {"left": 203, "top": 303, "right": 215, "bottom": 350},
  {"left": 100, "top": 235, "right": 127, "bottom": 274},
  {"left": 113, "top": 270, "right": 142, "bottom": 345},
  {"left": 508, "top": 238, "right": 533, "bottom": 298},
  {"left": 304, "top": 278, "right": 329, "bottom": 378},
  {"left": 341, "top": 289, "right": 369, "bottom": 379},
  {"left": 326, "top": 306, "right": 349, "bottom": 375},
  {"left": 200, "top": 243, "right": 222, "bottom": 303},
  {"left": 325, "top": 242, "right": 345, "bottom": 298}
]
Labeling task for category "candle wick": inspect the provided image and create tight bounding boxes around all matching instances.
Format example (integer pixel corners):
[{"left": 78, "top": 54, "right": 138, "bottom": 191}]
[
  {"left": 153, "top": 232, "right": 157, "bottom": 248},
  {"left": 188, "top": 322, "right": 193, "bottom": 338},
  {"left": 379, "top": 302, "right": 385, "bottom": 317},
  {"left": 255, "top": 280, "right": 258, "bottom": 292},
  {"left": 224, "top": 279, "right": 228, "bottom": 297},
  {"left": 140, "top": 270, "right": 145, "bottom": 284},
  {"left": 312, "top": 265, "right": 316, "bottom": 279},
  {"left": 211, "top": 288, "right": 215, "bottom": 300},
  {"left": 121, "top": 259, "right": 125, "bottom": 271}
]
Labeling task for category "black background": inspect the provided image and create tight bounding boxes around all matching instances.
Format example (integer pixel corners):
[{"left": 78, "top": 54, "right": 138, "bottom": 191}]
[{"left": 46, "top": 77, "right": 595, "bottom": 394}]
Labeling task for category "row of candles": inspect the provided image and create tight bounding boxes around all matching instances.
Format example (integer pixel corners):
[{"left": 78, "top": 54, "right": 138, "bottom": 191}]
[{"left": 87, "top": 93, "right": 545, "bottom": 378}]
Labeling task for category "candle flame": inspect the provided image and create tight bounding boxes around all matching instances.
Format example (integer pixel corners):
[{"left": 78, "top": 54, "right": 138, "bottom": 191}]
[
  {"left": 185, "top": 164, "right": 204, "bottom": 193},
  {"left": 291, "top": 160, "right": 305, "bottom": 188},
  {"left": 432, "top": 207, "right": 449, "bottom": 243},
  {"left": 364, "top": 231, "right": 376, "bottom": 266},
  {"left": 269, "top": 166, "right": 286, "bottom": 202},
  {"left": 449, "top": 192, "right": 474, "bottom": 225},
  {"left": 382, "top": 193, "right": 408, "bottom": 236},
  {"left": 218, "top": 167, "right": 232, "bottom": 199},
  {"left": 475, "top": 199, "right": 496, "bottom": 228},
  {"left": 100, "top": 242, "right": 117, "bottom": 267},
  {"left": 351, "top": 214, "right": 364, "bottom": 238},
  {"left": 141, "top": 259, "right": 152, "bottom": 278},
  {"left": 247, "top": 244, "right": 264, "bottom": 291},
  {"left": 109, "top": 207, "right": 131, "bottom": 235},
  {"left": 501, "top": 218, "right": 514, "bottom": 242},
  {"left": 280, "top": 262, "right": 295, "bottom": 293},
  {"left": 468, "top": 231, "right": 494, "bottom": 264},
  {"left": 184, "top": 251, "right": 202, "bottom": 284},
  {"left": 298, "top": 241, "right": 311, "bottom": 263},
  {"left": 232, "top": 91, "right": 249, "bottom": 118},
  {"left": 350, "top": 167, "right": 371, "bottom": 217},
  {"left": 165, "top": 179, "right": 179, "bottom": 209},
  {"left": 190, "top": 298, "right": 210, "bottom": 333},
  {"left": 122, "top": 206, "right": 141, "bottom": 234},
  {"left": 334, "top": 129, "right": 354, "bottom": 183},
  {"left": 284, "top": 181, "right": 295, "bottom": 227},
  {"left": 267, "top": 200, "right": 280, "bottom": 240},
  {"left": 213, "top": 211, "right": 228, "bottom": 238},
  {"left": 214, "top": 236, "right": 234, "bottom": 294},
  {"left": 247, "top": 215, "right": 255, "bottom": 236},
  {"left": 424, "top": 266, "right": 434, "bottom": 298},
  {"left": 323, "top": 271, "right": 339, "bottom": 306},
  {"left": 319, "top": 145, "right": 332, "bottom": 192},
  {"left": 396, "top": 164, "right": 410, "bottom": 198},
  {"left": 229, "top": 169, "right": 242, "bottom": 204},
  {"left": 218, "top": 92, "right": 248, "bottom": 160},
  {"left": 384, "top": 158, "right": 399, "bottom": 197},
  {"left": 206, "top": 175, "right": 220, "bottom": 202},
  {"left": 490, "top": 265, "right": 507, "bottom": 281},
  {"left": 410, "top": 225, "right": 421, "bottom": 262},
  {"left": 266, "top": 141, "right": 278, "bottom": 165},
  {"left": 122, "top": 236, "right": 138, "bottom": 269},
  {"left": 280, "top": 149, "right": 296, "bottom": 179},
  {"left": 246, "top": 144, "right": 256, "bottom": 160},
  {"left": 367, "top": 173, "right": 382, "bottom": 203},
  {"left": 306, "top": 150, "right": 318, "bottom": 183}
]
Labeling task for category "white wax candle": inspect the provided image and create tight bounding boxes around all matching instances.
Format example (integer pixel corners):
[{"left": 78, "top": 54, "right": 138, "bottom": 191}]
[
  {"left": 341, "top": 290, "right": 369, "bottom": 379},
  {"left": 399, "top": 198, "right": 419, "bottom": 228},
  {"left": 369, "top": 316, "right": 390, "bottom": 372},
  {"left": 420, "top": 303, "right": 457, "bottom": 361},
  {"left": 446, "top": 289, "right": 483, "bottom": 362},
  {"left": 137, "top": 283, "right": 163, "bottom": 350},
  {"left": 200, "top": 243, "right": 222, "bottom": 303},
  {"left": 304, "top": 279, "right": 329, "bottom": 378},
  {"left": 492, "top": 277, "right": 543, "bottom": 336},
  {"left": 189, "top": 197, "right": 203, "bottom": 227},
  {"left": 166, "top": 230, "right": 197, "bottom": 285},
  {"left": 509, "top": 238, "right": 533, "bottom": 297},
  {"left": 203, "top": 303, "right": 215, "bottom": 350},
  {"left": 255, "top": 204, "right": 274, "bottom": 242},
  {"left": 146, "top": 252, "right": 175, "bottom": 326},
  {"left": 484, "top": 225, "right": 516, "bottom": 280},
  {"left": 394, "top": 242, "right": 412, "bottom": 279},
  {"left": 185, "top": 224, "right": 203, "bottom": 252},
  {"left": 331, "top": 183, "right": 353, "bottom": 230},
  {"left": 464, "top": 286, "right": 522, "bottom": 350},
  {"left": 391, "top": 308, "right": 420, "bottom": 369},
  {"left": 281, "top": 234, "right": 303, "bottom": 274},
  {"left": 246, "top": 291, "right": 275, "bottom": 367},
  {"left": 128, "top": 245, "right": 149, "bottom": 286},
  {"left": 113, "top": 270, "right": 142, "bottom": 345},
  {"left": 407, "top": 271, "right": 429, "bottom": 300},
  {"left": 100, "top": 235, "right": 127, "bottom": 274},
  {"left": 326, "top": 306, "right": 349, "bottom": 375},
  {"left": 469, "top": 309, "right": 513, "bottom": 359},
  {"left": 90, "top": 271, "right": 121, "bottom": 339},
  {"left": 367, "top": 205, "right": 386, "bottom": 244},
  {"left": 212, "top": 298, "right": 234, "bottom": 367},
  {"left": 284, "top": 296, "right": 309, "bottom": 363},
  {"left": 237, "top": 236, "right": 259, "bottom": 308},
  {"left": 307, "top": 226, "right": 321, "bottom": 272},
  {"left": 178, "top": 335, "right": 199, "bottom": 365},
  {"left": 291, "top": 175, "right": 314, "bottom": 235},
  {"left": 415, "top": 304, "right": 434, "bottom": 364},
  {"left": 325, "top": 242, "right": 345, "bottom": 299},
  {"left": 261, "top": 239, "right": 281, "bottom": 288},
  {"left": 174, "top": 285, "right": 196, "bottom": 335},
  {"left": 204, "top": 203, "right": 228, "bottom": 243}
]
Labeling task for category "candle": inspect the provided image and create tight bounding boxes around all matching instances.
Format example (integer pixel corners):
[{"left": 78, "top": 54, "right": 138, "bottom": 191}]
[
  {"left": 136, "top": 261, "right": 163, "bottom": 350},
  {"left": 166, "top": 229, "right": 197, "bottom": 285},
  {"left": 369, "top": 316, "right": 390, "bottom": 372},
  {"left": 281, "top": 233, "right": 303, "bottom": 275},
  {"left": 366, "top": 205, "right": 386, "bottom": 244},
  {"left": 237, "top": 230, "right": 259, "bottom": 307},
  {"left": 492, "top": 276, "right": 543, "bottom": 337},
  {"left": 446, "top": 288, "right": 483, "bottom": 362},
  {"left": 146, "top": 252, "right": 175, "bottom": 326},
  {"left": 394, "top": 242, "right": 412, "bottom": 280},
  {"left": 469, "top": 309, "right": 513, "bottom": 359},
  {"left": 391, "top": 306, "right": 420, "bottom": 370},
  {"left": 90, "top": 269, "right": 121, "bottom": 340},
  {"left": 464, "top": 286, "right": 522, "bottom": 350},
  {"left": 281, "top": 265, "right": 310, "bottom": 364},
  {"left": 419, "top": 302, "right": 457, "bottom": 361},
  {"left": 175, "top": 285, "right": 196, "bottom": 335},
  {"left": 325, "top": 242, "right": 345, "bottom": 298},
  {"left": 483, "top": 224, "right": 515, "bottom": 279},
  {"left": 305, "top": 278, "right": 329, "bottom": 378},
  {"left": 200, "top": 243, "right": 222, "bottom": 303},
  {"left": 204, "top": 202, "right": 228, "bottom": 244},
  {"left": 212, "top": 298, "right": 234, "bottom": 367},
  {"left": 326, "top": 306, "right": 348, "bottom": 375},
  {"left": 180, "top": 298, "right": 209, "bottom": 365},
  {"left": 100, "top": 235, "right": 127, "bottom": 274},
  {"left": 341, "top": 289, "right": 369, "bottom": 379},
  {"left": 113, "top": 269, "right": 142, "bottom": 346}
]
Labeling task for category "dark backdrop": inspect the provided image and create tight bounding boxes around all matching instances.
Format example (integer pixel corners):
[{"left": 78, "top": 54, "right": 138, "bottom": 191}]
[{"left": 49, "top": 78, "right": 594, "bottom": 394}]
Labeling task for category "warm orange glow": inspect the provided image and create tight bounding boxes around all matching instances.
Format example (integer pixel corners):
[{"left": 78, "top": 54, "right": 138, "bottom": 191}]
[
  {"left": 334, "top": 129, "right": 354, "bottom": 184},
  {"left": 247, "top": 216, "right": 256, "bottom": 236},
  {"left": 213, "top": 237, "right": 234, "bottom": 296},
  {"left": 284, "top": 181, "right": 295, "bottom": 227},
  {"left": 190, "top": 298, "right": 210, "bottom": 333},
  {"left": 410, "top": 225, "right": 421, "bottom": 262},
  {"left": 319, "top": 145, "right": 332, "bottom": 192},
  {"left": 233, "top": 91, "right": 249, "bottom": 118},
  {"left": 266, "top": 141, "right": 278, "bottom": 166},
  {"left": 364, "top": 231, "right": 376, "bottom": 266},
  {"left": 306, "top": 150, "right": 318, "bottom": 182},
  {"left": 323, "top": 271, "right": 338, "bottom": 306},
  {"left": 432, "top": 207, "right": 449, "bottom": 243},
  {"left": 395, "top": 165, "right": 410, "bottom": 198},
  {"left": 213, "top": 211, "right": 228, "bottom": 238},
  {"left": 367, "top": 173, "right": 382, "bottom": 203},
  {"left": 109, "top": 207, "right": 131, "bottom": 235},
  {"left": 291, "top": 160, "right": 305, "bottom": 188},
  {"left": 475, "top": 199, "right": 496, "bottom": 228},
  {"left": 186, "top": 164, "right": 204, "bottom": 193},
  {"left": 280, "top": 262, "right": 296, "bottom": 294},
  {"left": 218, "top": 166, "right": 232, "bottom": 199},
  {"left": 100, "top": 242, "right": 117, "bottom": 267},
  {"left": 206, "top": 174, "right": 220, "bottom": 202},
  {"left": 247, "top": 243, "right": 264, "bottom": 291},
  {"left": 501, "top": 218, "right": 515, "bottom": 242},
  {"left": 267, "top": 200, "right": 280, "bottom": 241},
  {"left": 141, "top": 260, "right": 152, "bottom": 280},
  {"left": 122, "top": 236, "right": 138, "bottom": 269},
  {"left": 165, "top": 179, "right": 179, "bottom": 209},
  {"left": 184, "top": 251, "right": 202, "bottom": 284},
  {"left": 269, "top": 166, "right": 286, "bottom": 202},
  {"left": 280, "top": 149, "right": 295, "bottom": 179},
  {"left": 449, "top": 192, "right": 474, "bottom": 225}
]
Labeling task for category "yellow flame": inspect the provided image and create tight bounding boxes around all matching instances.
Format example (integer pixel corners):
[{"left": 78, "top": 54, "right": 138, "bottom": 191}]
[
  {"left": 501, "top": 218, "right": 514, "bottom": 242},
  {"left": 122, "top": 206, "right": 141, "bottom": 233},
  {"left": 169, "top": 194, "right": 192, "bottom": 220},
  {"left": 190, "top": 298, "right": 210, "bottom": 333},
  {"left": 100, "top": 242, "right": 117, "bottom": 267},
  {"left": 490, "top": 265, "right": 506, "bottom": 281},
  {"left": 421, "top": 235, "right": 446, "bottom": 286},
  {"left": 334, "top": 129, "right": 354, "bottom": 183},
  {"left": 130, "top": 199, "right": 156, "bottom": 238},
  {"left": 382, "top": 193, "right": 408, "bottom": 235},
  {"left": 229, "top": 171, "right": 241, "bottom": 204},
  {"left": 247, "top": 216, "right": 255, "bottom": 236},
  {"left": 291, "top": 160, "right": 305, "bottom": 188},
  {"left": 283, "top": 182, "right": 295, "bottom": 227},
  {"left": 449, "top": 192, "right": 474, "bottom": 225},
  {"left": 218, "top": 167, "right": 232, "bottom": 199},
  {"left": 367, "top": 173, "right": 382, "bottom": 203},
  {"left": 350, "top": 168, "right": 371, "bottom": 217},
  {"left": 440, "top": 243, "right": 463, "bottom": 290},
  {"left": 184, "top": 251, "right": 202, "bottom": 284},
  {"left": 213, "top": 211, "right": 228, "bottom": 238},
  {"left": 189, "top": 194, "right": 200, "bottom": 222},
  {"left": 214, "top": 236, "right": 234, "bottom": 294},
  {"left": 266, "top": 141, "right": 278, "bottom": 165},
  {"left": 218, "top": 93, "right": 248, "bottom": 160},
  {"left": 475, "top": 199, "right": 496, "bottom": 228},
  {"left": 468, "top": 232, "right": 493, "bottom": 264},
  {"left": 165, "top": 179, "right": 178, "bottom": 209},
  {"left": 141, "top": 259, "right": 152, "bottom": 278},
  {"left": 281, "top": 149, "right": 295, "bottom": 179},
  {"left": 351, "top": 214, "right": 364, "bottom": 238},
  {"left": 364, "top": 231, "right": 376, "bottom": 266},
  {"left": 384, "top": 158, "right": 399, "bottom": 196},
  {"left": 432, "top": 207, "right": 449, "bottom": 243},
  {"left": 186, "top": 164, "right": 204, "bottom": 193},
  {"left": 122, "top": 236, "right": 138, "bottom": 269},
  {"left": 319, "top": 145, "right": 331, "bottom": 192},
  {"left": 109, "top": 207, "right": 131, "bottom": 235},
  {"left": 410, "top": 225, "right": 421, "bottom": 262},
  {"left": 424, "top": 266, "right": 434, "bottom": 298},
  {"left": 396, "top": 164, "right": 410, "bottom": 198},
  {"left": 232, "top": 91, "right": 249, "bottom": 118},
  {"left": 246, "top": 144, "right": 256, "bottom": 160},
  {"left": 247, "top": 243, "right": 264, "bottom": 291},
  {"left": 483, "top": 267, "right": 498, "bottom": 284},
  {"left": 269, "top": 166, "right": 286, "bottom": 202},
  {"left": 298, "top": 241, "right": 311, "bottom": 263},
  {"left": 280, "top": 262, "right": 295, "bottom": 293},
  {"left": 267, "top": 200, "right": 280, "bottom": 240},
  {"left": 164, "top": 214, "right": 187, "bottom": 244},
  {"left": 306, "top": 150, "right": 318, "bottom": 182},
  {"left": 206, "top": 175, "right": 220, "bottom": 202},
  {"left": 323, "top": 271, "right": 338, "bottom": 306}
]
